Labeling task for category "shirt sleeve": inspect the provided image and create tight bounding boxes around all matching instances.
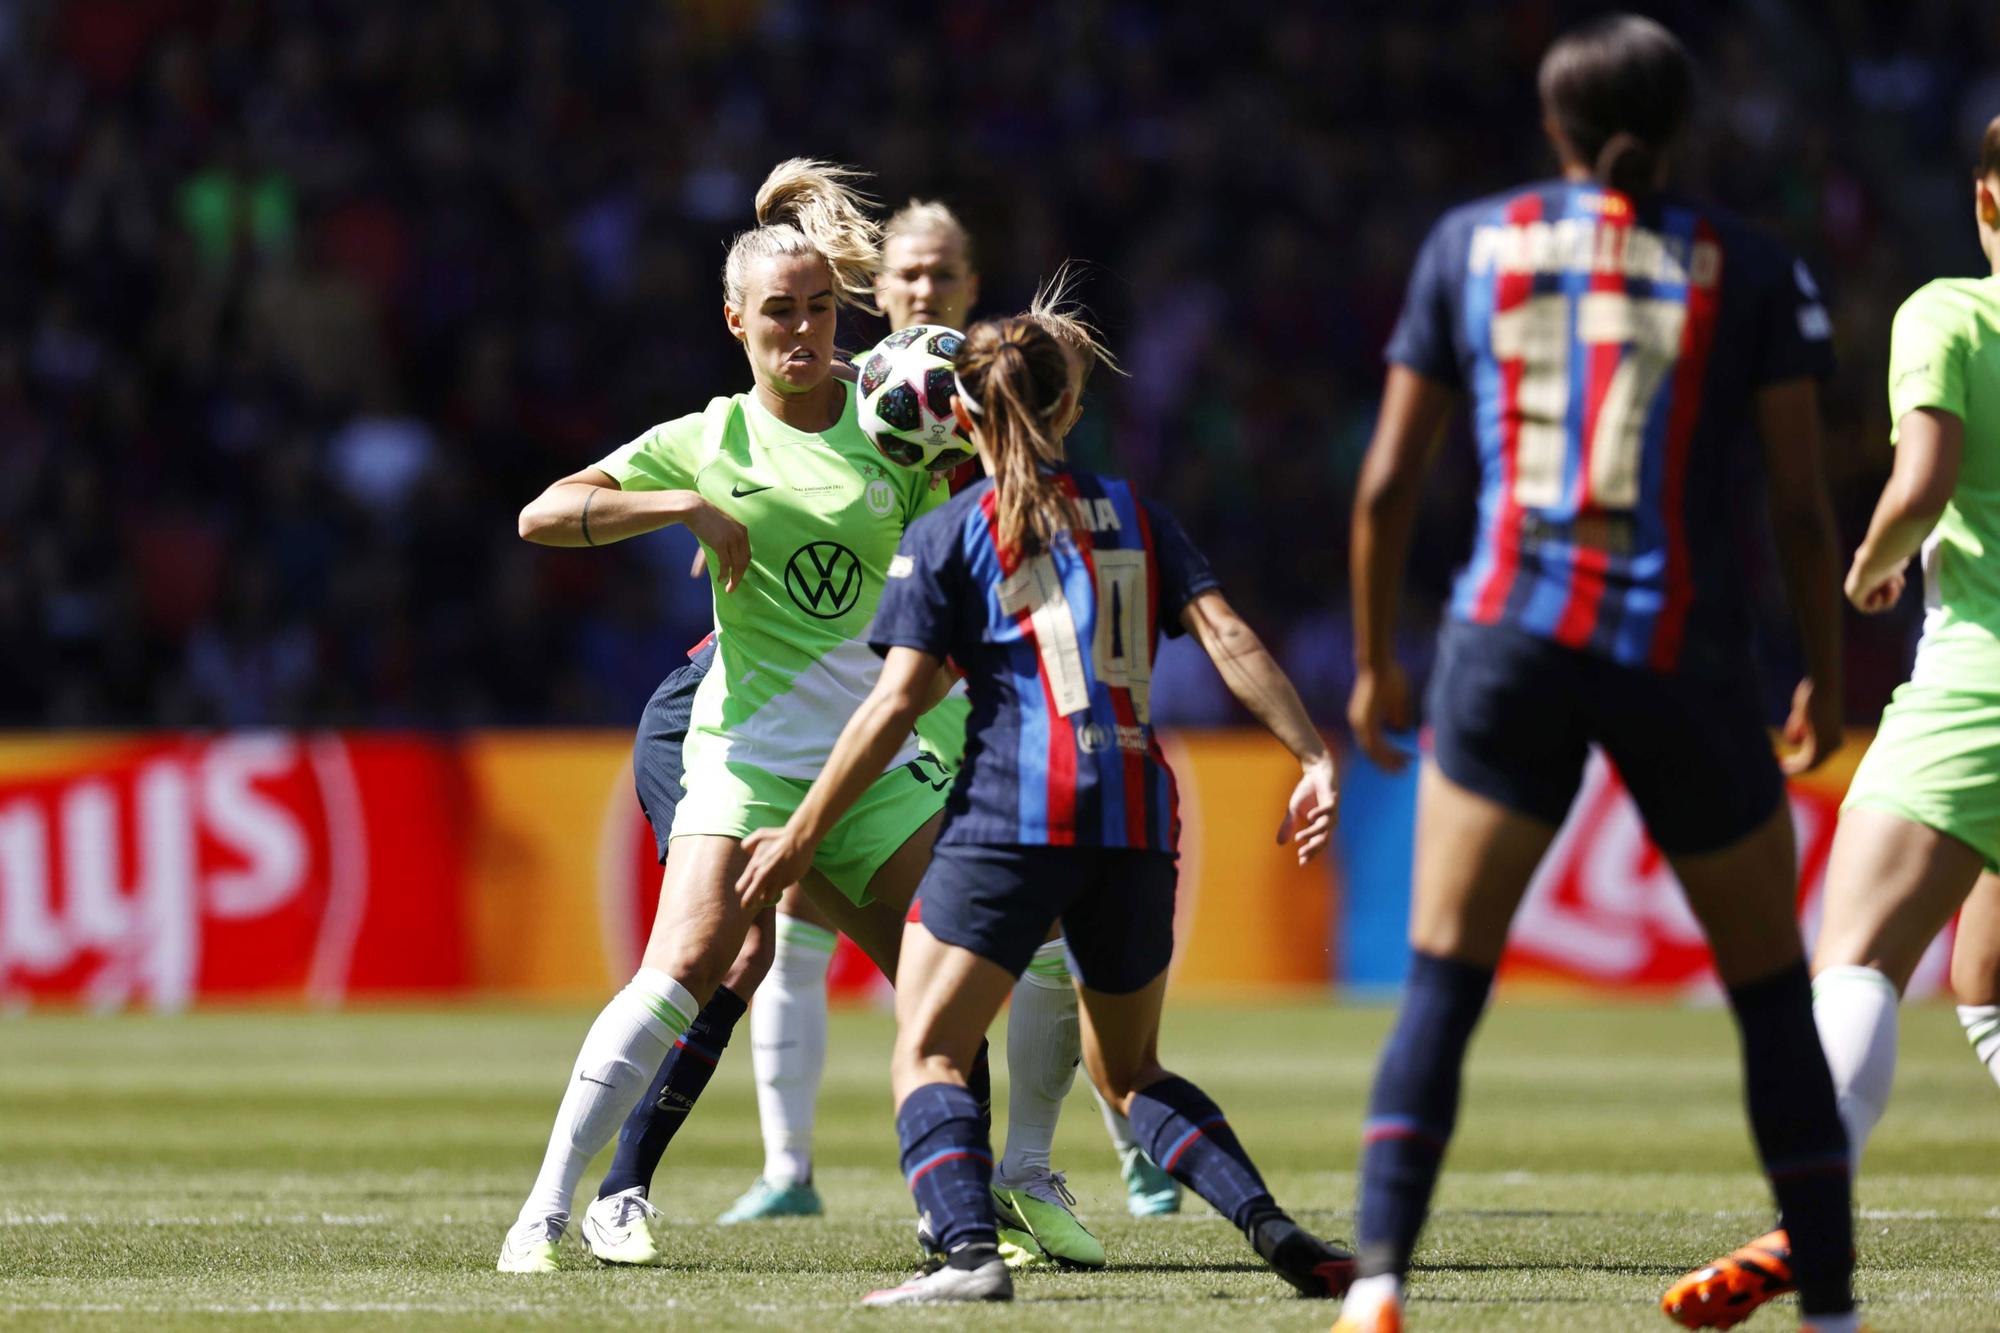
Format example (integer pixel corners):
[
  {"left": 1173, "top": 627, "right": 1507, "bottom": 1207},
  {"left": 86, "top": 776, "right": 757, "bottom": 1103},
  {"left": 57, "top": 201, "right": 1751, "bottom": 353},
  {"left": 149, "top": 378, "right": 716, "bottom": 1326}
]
[
  {"left": 1751, "top": 251, "right": 1835, "bottom": 387},
  {"left": 1887, "top": 284, "right": 1969, "bottom": 443},
  {"left": 1383, "top": 214, "right": 1463, "bottom": 387},
  {"left": 592, "top": 411, "right": 707, "bottom": 491},
  {"left": 868, "top": 510, "right": 959, "bottom": 660},
  {"left": 1144, "top": 500, "right": 1221, "bottom": 638}
]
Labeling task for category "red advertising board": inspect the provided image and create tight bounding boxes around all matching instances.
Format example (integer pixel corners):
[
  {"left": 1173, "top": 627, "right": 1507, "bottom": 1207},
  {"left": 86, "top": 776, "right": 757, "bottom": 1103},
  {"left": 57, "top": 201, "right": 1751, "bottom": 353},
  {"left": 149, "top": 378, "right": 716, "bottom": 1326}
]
[{"left": 0, "top": 734, "right": 468, "bottom": 1009}]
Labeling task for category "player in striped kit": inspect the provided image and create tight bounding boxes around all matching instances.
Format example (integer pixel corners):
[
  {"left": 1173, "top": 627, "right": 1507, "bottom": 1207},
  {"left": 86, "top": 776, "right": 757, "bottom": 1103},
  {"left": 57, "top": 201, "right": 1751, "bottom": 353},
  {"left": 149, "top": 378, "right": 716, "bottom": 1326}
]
[
  {"left": 1665, "top": 113, "right": 2000, "bottom": 1331},
  {"left": 1334, "top": 16, "right": 1858, "bottom": 1333},
  {"left": 734, "top": 312, "right": 1354, "bottom": 1304}
]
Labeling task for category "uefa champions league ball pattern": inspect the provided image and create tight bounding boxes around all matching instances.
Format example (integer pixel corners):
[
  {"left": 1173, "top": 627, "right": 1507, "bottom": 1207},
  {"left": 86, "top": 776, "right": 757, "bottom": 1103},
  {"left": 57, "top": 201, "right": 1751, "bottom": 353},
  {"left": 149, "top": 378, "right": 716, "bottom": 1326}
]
[{"left": 855, "top": 324, "right": 977, "bottom": 473}]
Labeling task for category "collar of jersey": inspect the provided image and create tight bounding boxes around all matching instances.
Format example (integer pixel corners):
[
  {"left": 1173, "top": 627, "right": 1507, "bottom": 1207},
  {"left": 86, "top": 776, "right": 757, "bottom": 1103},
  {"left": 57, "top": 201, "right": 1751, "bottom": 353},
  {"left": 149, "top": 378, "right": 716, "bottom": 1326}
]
[{"left": 742, "top": 380, "right": 855, "bottom": 443}]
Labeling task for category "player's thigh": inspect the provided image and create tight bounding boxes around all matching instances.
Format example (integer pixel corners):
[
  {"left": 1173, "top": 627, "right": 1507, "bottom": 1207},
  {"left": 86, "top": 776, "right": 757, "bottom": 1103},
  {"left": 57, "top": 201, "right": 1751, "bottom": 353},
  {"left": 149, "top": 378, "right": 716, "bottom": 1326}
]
[
  {"left": 1411, "top": 763, "right": 1563, "bottom": 965},
  {"left": 642, "top": 834, "right": 756, "bottom": 1000},
  {"left": 799, "top": 871, "right": 904, "bottom": 982},
  {"left": 1950, "top": 872, "right": 2000, "bottom": 1005},
  {"left": 1664, "top": 803, "right": 1809, "bottom": 987},
  {"left": 890, "top": 920, "right": 1017, "bottom": 1106},
  {"left": 1075, "top": 969, "right": 1169, "bottom": 1110},
  {"left": 1418, "top": 622, "right": 1585, "bottom": 963},
  {"left": 1812, "top": 806, "right": 1983, "bottom": 990}
]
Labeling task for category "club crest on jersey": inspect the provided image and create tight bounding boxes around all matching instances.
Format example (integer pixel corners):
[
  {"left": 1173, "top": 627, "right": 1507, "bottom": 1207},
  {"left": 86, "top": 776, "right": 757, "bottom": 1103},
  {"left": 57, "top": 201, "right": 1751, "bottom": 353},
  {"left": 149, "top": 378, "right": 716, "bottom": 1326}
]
[
  {"left": 865, "top": 478, "right": 895, "bottom": 517},
  {"left": 785, "top": 541, "right": 863, "bottom": 619}
]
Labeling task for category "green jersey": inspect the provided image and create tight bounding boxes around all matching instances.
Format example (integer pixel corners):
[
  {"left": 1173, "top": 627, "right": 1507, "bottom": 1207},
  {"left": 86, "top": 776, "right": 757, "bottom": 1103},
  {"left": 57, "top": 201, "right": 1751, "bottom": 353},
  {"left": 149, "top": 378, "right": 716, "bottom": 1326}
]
[
  {"left": 1888, "top": 277, "right": 2000, "bottom": 691},
  {"left": 597, "top": 386, "right": 948, "bottom": 778}
]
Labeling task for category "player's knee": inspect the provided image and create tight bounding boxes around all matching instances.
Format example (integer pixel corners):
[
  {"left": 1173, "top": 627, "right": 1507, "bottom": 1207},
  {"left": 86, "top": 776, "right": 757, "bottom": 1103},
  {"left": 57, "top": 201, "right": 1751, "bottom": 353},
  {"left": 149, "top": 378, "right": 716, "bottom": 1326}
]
[{"left": 1091, "top": 1058, "right": 1168, "bottom": 1111}]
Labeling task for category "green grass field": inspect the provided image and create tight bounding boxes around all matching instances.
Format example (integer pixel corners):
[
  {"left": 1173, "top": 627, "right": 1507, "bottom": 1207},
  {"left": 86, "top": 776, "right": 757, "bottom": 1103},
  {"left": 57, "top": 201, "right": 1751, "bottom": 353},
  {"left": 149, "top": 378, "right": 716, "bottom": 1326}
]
[{"left": 0, "top": 999, "right": 1994, "bottom": 1331}]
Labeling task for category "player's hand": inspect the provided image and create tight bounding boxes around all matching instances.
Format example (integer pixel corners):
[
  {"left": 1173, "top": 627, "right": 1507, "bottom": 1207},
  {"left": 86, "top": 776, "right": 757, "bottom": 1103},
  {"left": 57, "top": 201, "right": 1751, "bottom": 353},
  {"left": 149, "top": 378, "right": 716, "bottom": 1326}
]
[
  {"left": 737, "top": 825, "right": 813, "bottom": 911},
  {"left": 1276, "top": 755, "right": 1340, "bottom": 865},
  {"left": 1348, "top": 662, "right": 1413, "bottom": 772},
  {"left": 685, "top": 501, "right": 750, "bottom": 593},
  {"left": 1780, "top": 676, "right": 1843, "bottom": 775},
  {"left": 1843, "top": 554, "right": 1905, "bottom": 614}
]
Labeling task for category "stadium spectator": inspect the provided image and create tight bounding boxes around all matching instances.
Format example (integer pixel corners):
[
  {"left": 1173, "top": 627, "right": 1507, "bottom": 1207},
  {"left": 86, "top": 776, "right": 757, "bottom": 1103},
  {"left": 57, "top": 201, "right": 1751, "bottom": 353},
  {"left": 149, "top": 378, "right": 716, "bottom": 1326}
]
[{"left": 0, "top": 1, "right": 1982, "bottom": 727}]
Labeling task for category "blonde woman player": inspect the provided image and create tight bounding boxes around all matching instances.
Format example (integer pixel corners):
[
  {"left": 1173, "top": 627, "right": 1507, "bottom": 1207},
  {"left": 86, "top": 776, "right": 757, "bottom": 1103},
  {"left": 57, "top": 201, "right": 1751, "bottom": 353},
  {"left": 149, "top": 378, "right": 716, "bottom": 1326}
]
[{"left": 499, "top": 159, "right": 963, "bottom": 1271}]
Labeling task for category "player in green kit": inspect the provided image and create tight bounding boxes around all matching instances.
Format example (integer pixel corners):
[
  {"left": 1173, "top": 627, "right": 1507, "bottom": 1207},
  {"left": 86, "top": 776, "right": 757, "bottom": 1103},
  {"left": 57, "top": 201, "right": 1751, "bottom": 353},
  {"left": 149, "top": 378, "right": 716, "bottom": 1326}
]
[
  {"left": 1664, "top": 116, "right": 2000, "bottom": 1329},
  {"left": 498, "top": 159, "right": 960, "bottom": 1272}
]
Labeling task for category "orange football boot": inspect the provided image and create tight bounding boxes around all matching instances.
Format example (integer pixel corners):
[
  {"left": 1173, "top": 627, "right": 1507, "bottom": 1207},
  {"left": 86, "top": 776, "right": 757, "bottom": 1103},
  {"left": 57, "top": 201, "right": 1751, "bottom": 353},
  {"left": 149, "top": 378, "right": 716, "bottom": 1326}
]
[
  {"left": 1661, "top": 1229, "right": 1794, "bottom": 1329},
  {"left": 1329, "top": 1300, "right": 1403, "bottom": 1333}
]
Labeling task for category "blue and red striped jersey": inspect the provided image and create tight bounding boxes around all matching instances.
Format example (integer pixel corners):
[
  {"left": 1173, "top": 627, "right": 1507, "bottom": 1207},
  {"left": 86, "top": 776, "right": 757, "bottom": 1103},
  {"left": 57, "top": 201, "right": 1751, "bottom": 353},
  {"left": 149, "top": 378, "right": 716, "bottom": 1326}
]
[
  {"left": 868, "top": 470, "right": 1218, "bottom": 851},
  {"left": 1387, "top": 180, "right": 1833, "bottom": 673}
]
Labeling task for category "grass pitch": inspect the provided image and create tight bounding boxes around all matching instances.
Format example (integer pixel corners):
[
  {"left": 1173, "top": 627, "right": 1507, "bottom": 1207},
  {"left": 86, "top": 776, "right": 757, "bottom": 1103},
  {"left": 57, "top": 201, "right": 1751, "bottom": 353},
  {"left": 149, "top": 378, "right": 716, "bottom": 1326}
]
[{"left": 0, "top": 998, "right": 1994, "bottom": 1330}]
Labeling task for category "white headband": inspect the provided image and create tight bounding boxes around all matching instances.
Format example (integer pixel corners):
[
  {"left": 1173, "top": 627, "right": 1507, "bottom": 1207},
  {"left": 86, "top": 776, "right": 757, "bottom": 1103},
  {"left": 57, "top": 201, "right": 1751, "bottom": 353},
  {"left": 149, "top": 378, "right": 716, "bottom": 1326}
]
[{"left": 953, "top": 368, "right": 983, "bottom": 416}]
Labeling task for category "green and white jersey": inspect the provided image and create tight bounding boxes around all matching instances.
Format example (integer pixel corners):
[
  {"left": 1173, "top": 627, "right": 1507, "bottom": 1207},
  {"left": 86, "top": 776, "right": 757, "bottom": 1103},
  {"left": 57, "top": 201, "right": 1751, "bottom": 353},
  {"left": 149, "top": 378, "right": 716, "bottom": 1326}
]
[
  {"left": 596, "top": 385, "right": 948, "bottom": 779},
  {"left": 1887, "top": 277, "right": 2000, "bottom": 690}
]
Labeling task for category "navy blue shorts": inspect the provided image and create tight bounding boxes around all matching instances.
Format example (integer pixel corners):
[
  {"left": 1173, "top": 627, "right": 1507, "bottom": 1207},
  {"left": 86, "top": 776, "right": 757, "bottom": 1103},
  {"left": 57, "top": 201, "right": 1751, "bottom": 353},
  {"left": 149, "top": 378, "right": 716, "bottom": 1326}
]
[
  {"left": 634, "top": 639, "right": 717, "bottom": 864},
  {"left": 1427, "top": 620, "right": 1783, "bottom": 856},
  {"left": 914, "top": 843, "right": 1177, "bottom": 994}
]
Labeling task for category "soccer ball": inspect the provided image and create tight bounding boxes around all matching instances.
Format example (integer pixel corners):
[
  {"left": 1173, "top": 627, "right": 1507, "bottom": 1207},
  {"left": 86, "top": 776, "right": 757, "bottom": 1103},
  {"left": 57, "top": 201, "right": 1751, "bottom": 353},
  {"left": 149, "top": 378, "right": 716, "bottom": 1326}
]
[{"left": 855, "top": 324, "right": 977, "bottom": 473}]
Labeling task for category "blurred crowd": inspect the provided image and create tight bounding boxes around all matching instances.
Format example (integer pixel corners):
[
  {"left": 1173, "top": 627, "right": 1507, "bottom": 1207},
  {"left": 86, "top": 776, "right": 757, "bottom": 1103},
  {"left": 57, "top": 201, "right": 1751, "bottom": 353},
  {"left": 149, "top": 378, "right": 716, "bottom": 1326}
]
[{"left": 3, "top": 0, "right": 1996, "bottom": 729}]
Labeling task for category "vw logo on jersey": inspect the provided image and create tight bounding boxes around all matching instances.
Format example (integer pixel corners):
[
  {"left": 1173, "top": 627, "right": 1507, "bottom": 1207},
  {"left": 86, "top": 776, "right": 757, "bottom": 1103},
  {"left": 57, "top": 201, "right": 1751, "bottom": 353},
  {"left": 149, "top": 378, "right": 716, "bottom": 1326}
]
[
  {"left": 865, "top": 478, "right": 895, "bottom": 517},
  {"left": 784, "top": 541, "right": 864, "bottom": 619}
]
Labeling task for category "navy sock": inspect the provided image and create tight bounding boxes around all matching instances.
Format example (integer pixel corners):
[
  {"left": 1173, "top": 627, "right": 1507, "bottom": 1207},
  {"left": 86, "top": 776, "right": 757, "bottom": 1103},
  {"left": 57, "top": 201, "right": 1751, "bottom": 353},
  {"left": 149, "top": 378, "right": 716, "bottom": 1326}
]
[
  {"left": 897, "top": 1081, "right": 996, "bottom": 1253},
  {"left": 968, "top": 1039, "right": 993, "bottom": 1140},
  {"left": 598, "top": 985, "right": 748, "bottom": 1199},
  {"left": 1727, "top": 961, "right": 1854, "bottom": 1317},
  {"left": 1128, "top": 1075, "right": 1273, "bottom": 1230},
  {"left": 1355, "top": 950, "right": 1494, "bottom": 1279}
]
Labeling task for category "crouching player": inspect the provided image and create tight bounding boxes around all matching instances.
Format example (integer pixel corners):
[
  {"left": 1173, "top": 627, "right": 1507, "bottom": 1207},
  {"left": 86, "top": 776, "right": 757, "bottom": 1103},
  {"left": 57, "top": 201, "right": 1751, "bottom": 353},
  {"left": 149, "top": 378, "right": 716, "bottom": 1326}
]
[{"left": 735, "top": 313, "right": 1356, "bottom": 1304}]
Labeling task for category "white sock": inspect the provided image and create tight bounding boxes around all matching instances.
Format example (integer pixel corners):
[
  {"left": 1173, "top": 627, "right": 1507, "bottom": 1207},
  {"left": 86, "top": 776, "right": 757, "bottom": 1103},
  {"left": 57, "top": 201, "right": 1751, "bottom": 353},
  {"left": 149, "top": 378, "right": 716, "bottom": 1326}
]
[
  {"left": 1338, "top": 1273, "right": 1402, "bottom": 1320},
  {"left": 1958, "top": 1004, "right": 2000, "bottom": 1086},
  {"left": 752, "top": 914, "right": 835, "bottom": 1186},
  {"left": 1803, "top": 1313, "right": 1860, "bottom": 1333},
  {"left": 997, "top": 938, "right": 1081, "bottom": 1184},
  {"left": 1811, "top": 965, "right": 1900, "bottom": 1168},
  {"left": 1094, "top": 1084, "right": 1136, "bottom": 1154},
  {"left": 518, "top": 968, "right": 696, "bottom": 1226}
]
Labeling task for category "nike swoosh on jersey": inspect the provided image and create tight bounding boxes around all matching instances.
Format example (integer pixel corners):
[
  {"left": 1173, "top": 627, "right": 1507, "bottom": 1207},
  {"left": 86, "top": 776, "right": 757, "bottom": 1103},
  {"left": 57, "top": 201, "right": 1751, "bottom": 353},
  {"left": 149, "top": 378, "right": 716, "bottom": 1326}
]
[{"left": 731, "top": 483, "right": 776, "bottom": 497}]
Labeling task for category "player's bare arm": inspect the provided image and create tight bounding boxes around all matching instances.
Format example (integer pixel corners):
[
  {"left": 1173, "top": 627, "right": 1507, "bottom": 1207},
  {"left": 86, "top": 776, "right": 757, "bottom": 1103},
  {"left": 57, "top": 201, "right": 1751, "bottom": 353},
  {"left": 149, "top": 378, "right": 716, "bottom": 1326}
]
[
  {"left": 1181, "top": 590, "right": 1338, "bottom": 863},
  {"left": 1754, "top": 375, "right": 1845, "bottom": 773},
  {"left": 518, "top": 466, "right": 751, "bottom": 590},
  {"left": 1847, "top": 406, "right": 1964, "bottom": 611},
  {"left": 1347, "top": 365, "right": 1455, "bottom": 771}
]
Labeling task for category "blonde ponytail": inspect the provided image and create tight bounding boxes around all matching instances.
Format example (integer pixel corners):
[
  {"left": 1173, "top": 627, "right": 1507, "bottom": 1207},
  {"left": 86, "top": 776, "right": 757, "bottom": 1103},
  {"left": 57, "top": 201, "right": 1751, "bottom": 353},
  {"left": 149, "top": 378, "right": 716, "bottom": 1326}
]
[
  {"left": 723, "top": 159, "right": 881, "bottom": 311},
  {"left": 957, "top": 316, "right": 1074, "bottom": 557}
]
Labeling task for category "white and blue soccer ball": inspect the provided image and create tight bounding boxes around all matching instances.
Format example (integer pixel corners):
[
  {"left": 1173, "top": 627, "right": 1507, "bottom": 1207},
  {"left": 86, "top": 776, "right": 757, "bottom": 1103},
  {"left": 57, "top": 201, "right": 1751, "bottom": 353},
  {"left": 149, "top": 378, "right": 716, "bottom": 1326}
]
[{"left": 855, "top": 323, "right": 977, "bottom": 473}]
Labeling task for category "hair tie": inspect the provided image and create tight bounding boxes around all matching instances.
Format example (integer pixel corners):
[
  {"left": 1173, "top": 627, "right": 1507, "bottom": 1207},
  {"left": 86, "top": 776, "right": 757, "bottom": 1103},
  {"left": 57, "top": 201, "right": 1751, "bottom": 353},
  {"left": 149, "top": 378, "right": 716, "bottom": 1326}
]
[{"left": 953, "top": 369, "right": 983, "bottom": 416}]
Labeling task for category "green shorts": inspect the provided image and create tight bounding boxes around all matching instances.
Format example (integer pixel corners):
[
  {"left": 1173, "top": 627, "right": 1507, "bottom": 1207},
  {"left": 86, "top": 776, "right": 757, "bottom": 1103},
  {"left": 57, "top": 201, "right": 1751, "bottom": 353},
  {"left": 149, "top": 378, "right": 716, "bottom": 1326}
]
[
  {"left": 1843, "top": 680, "right": 2000, "bottom": 872},
  {"left": 669, "top": 752, "right": 951, "bottom": 905}
]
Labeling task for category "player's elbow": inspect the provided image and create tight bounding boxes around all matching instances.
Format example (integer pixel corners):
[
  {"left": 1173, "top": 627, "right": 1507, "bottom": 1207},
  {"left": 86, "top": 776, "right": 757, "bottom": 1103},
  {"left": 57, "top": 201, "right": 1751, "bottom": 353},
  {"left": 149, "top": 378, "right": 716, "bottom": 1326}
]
[{"left": 517, "top": 492, "right": 565, "bottom": 544}]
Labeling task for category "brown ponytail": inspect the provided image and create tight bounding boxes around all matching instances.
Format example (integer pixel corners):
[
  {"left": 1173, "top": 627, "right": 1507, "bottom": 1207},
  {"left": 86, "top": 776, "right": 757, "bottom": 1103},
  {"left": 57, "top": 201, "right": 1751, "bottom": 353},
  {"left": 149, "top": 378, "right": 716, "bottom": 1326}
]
[{"left": 955, "top": 316, "right": 1073, "bottom": 559}]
